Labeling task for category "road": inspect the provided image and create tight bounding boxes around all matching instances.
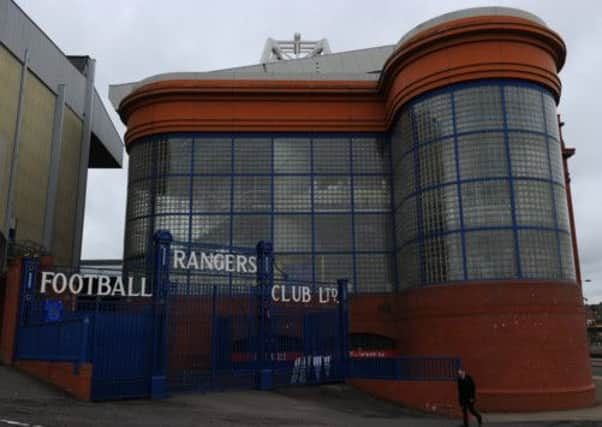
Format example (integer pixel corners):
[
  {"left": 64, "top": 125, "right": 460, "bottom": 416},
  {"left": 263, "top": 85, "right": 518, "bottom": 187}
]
[{"left": 0, "top": 365, "right": 601, "bottom": 427}]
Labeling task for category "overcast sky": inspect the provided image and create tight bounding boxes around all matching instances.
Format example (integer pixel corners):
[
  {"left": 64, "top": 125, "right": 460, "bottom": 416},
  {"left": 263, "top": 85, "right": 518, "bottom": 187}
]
[{"left": 14, "top": 0, "right": 602, "bottom": 301}]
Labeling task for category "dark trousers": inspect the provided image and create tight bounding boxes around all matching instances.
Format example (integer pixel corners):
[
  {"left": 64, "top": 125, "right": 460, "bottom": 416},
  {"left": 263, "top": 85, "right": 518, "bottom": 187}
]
[{"left": 461, "top": 400, "right": 482, "bottom": 426}]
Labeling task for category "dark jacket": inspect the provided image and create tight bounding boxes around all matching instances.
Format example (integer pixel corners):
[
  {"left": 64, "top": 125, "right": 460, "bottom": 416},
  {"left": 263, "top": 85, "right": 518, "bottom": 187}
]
[{"left": 457, "top": 374, "right": 476, "bottom": 404}]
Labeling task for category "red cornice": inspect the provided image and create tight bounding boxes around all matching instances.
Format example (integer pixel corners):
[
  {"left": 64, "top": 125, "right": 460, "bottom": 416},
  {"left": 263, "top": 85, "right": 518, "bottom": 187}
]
[{"left": 118, "top": 14, "right": 567, "bottom": 147}]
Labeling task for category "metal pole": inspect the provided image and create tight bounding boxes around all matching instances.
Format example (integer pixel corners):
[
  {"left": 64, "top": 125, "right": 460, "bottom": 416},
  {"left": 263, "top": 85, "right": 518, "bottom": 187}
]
[
  {"left": 337, "top": 278, "right": 349, "bottom": 380},
  {"left": 150, "top": 229, "right": 172, "bottom": 399},
  {"left": 255, "top": 240, "right": 273, "bottom": 390},
  {"left": 15, "top": 257, "right": 39, "bottom": 361},
  {"left": 42, "top": 83, "right": 66, "bottom": 251},
  {"left": 210, "top": 285, "right": 218, "bottom": 388},
  {"left": 2, "top": 49, "right": 30, "bottom": 273},
  {"left": 71, "top": 58, "right": 96, "bottom": 270}
]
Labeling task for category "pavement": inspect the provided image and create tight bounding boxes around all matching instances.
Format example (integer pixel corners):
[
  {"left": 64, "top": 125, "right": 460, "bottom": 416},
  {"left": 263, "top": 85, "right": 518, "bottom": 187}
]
[{"left": 0, "top": 364, "right": 602, "bottom": 426}]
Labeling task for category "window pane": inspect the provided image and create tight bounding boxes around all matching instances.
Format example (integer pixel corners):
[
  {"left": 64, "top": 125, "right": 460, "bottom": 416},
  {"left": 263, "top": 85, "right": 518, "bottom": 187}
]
[
  {"left": 315, "top": 214, "right": 352, "bottom": 251},
  {"left": 548, "top": 141, "right": 564, "bottom": 183},
  {"left": 354, "top": 214, "right": 392, "bottom": 251},
  {"left": 313, "top": 138, "right": 350, "bottom": 173},
  {"left": 233, "top": 176, "right": 271, "bottom": 212},
  {"left": 504, "top": 86, "right": 545, "bottom": 132},
  {"left": 393, "top": 153, "right": 415, "bottom": 206},
  {"left": 128, "top": 141, "right": 154, "bottom": 182},
  {"left": 191, "top": 215, "right": 230, "bottom": 245},
  {"left": 352, "top": 137, "right": 389, "bottom": 174},
  {"left": 465, "top": 230, "right": 516, "bottom": 279},
  {"left": 513, "top": 180, "right": 554, "bottom": 227},
  {"left": 423, "top": 233, "right": 464, "bottom": 283},
  {"left": 274, "top": 177, "right": 311, "bottom": 212},
  {"left": 412, "top": 93, "right": 453, "bottom": 143},
  {"left": 553, "top": 184, "right": 570, "bottom": 231},
  {"left": 454, "top": 85, "right": 503, "bottom": 132},
  {"left": 421, "top": 184, "right": 461, "bottom": 234},
  {"left": 353, "top": 176, "right": 390, "bottom": 212},
  {"left": 461, "top": 180, "right": 512, "bottom": 227},
  {"left": 234, "top": 138, "right": 271, "bottom": 173},
  {"left": 232, "top": 215, "right": 271, "bottom": 247},
  {"left": 542, "top": 93, "right": 560, "bottom": 139},
  {"left": 519, "top": 230, "right": 560, "bottom": 279},
  {"left": 127, "top": 179, "right": 152, "bottom": 220},
  {"left": 192, "top": 176, "right": 230, "bottom": 213},
  {"left": 124, "top": 218, "right": 150, "bottom": 258},
  {"left": 155, "top": 176, "right": 189, "bottom": 215},
  {"left": 274, "top": 215, "right": 312, "bottom": 252},
  {"left": 155, "top": 214, "right": 188, "bottom": 242},
  {"left": 156, "top": 137, "right": 192, "bottom": 175},
  {"left": 397, "top": 244, "right": 419, "bottom": 289},
  {"left": 194, "top": 137, "right": 231, "bottom": 174},
  {"left": 274, "top": 138, "right": 310, "bottom": 173},
  {"left": 458, "top": 133, "right": 507, "bottom": 179},
  {"left": 313, "top": 176, "right": 351, "bottom": 212},
  {"left": 395, "top": 197, "right": 417, "bottom": 245},
  {"left": 274, "top": 255, "right": 312, "bottom": 281},
  {"left": 314, "top": 254, "right": 353, "bottom": 287},
  {"left": 418, "top": 138, "right": 456, "bottom": 188},
  {"left": 559, "top": 232, "right": 576, "bottom": 281},
  {"left": 509, "top": 133, "right": 549, "bottom": 179}
]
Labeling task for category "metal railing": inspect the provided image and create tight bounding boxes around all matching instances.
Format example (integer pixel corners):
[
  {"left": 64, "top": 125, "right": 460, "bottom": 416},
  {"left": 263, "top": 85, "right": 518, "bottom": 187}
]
[
  {"left": 349, "top": 356, "right": 461, "bottom": 381},
  {"left": 16, "top": 316, "right": 90, "bottom": 364}
]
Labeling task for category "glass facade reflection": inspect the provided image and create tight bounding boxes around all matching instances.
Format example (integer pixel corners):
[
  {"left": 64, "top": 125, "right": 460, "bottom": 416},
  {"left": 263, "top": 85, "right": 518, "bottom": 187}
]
[
  {"left": 392, "top": 80, "right": 575, "bottom": 288},
  {"left": 125, "top": 135, "right": 393, "bottom": 292},
  {"left": 125, "top": 79, "right": 576, "bottom": 293}
]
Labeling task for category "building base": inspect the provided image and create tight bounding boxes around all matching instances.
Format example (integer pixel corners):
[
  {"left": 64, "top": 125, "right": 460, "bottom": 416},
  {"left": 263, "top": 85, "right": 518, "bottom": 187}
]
[{"left": 350, "top": 281, "right": 596, "bottom": 412}]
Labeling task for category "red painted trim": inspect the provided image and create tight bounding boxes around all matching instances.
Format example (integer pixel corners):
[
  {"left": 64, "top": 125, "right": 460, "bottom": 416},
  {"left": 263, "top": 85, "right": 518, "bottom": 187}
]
[{"left": 117, "top": 15, "right": 566, "bottom": 147}]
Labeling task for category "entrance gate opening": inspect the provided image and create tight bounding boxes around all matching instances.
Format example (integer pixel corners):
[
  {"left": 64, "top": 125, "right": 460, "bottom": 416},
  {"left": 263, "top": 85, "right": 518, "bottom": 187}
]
[{"left": 165, "top": 237, "right": 350, "bottom": 393}]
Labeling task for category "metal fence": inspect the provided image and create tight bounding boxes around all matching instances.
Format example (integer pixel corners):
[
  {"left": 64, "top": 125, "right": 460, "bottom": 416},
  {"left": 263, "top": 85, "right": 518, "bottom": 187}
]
[
  {"left": 14, "top": 257, "right": 156, "bottom": 400},
  {"left": 12, "top": 231, "right": 458, "bottom": 401},
  {"left": 349, "top": 356, "right": 461, "bottom": 381},
  {"left": 165, "top": 239, "right": 349, "bottom": 393},
  {"left": 17, "top": 317, "right": 90, "bottom": 363}
]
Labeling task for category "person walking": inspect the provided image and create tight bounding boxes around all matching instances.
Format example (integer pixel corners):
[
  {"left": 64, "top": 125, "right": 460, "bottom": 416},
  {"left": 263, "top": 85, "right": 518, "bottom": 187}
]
[{"left": 457, "top": 368, "right": 482, "bottom": 426}]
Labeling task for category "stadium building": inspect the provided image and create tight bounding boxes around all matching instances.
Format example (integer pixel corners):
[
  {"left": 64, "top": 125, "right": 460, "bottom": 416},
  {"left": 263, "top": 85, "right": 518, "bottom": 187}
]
[
  {"left": 0, "top": 3, "right": 592, "bottom": 413},
  {"left": 108, "top": 6, "right": 593, "bottom": 411},
  {"left": 0, "top": 0, "right": 122, "bottom": 270}
]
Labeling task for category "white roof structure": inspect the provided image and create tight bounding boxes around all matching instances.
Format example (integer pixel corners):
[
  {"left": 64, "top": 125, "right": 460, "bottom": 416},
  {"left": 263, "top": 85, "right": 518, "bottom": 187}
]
[
  {"left": 109, "top": 6, "right": 546, "bottom": 111},
  {"left": 260, "top": 33, "right": 332, "bottom": 63}
]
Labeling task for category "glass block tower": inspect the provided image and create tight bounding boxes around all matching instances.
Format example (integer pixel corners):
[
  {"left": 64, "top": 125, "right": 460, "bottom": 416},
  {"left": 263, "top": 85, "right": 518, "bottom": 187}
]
[{"left": 111, "top": 7, "right": 593, "bottom": 412}]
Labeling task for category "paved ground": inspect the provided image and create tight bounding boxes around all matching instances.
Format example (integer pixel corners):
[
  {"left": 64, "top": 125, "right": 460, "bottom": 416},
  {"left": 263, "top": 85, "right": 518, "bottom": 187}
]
[{"left": 0, "top": 365, "right": 602, "bottom": 426}]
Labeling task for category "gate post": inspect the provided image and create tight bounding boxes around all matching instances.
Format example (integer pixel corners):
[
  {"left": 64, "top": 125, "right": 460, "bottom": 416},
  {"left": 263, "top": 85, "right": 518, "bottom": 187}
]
[
  {"left": 19, "top": 258, "right": 39, "bottom": 327},
  {"left": 337, "top": 279, "right": 350, "bottom": 380},
  {"left": 150, "top": 230, "right": 172, "bottom": 399},
  {"left": 255, "top": 240, "right": 273, "bottom": 390},
  {"left": 10, "top": 257, "right": 39, "bottom": 361}
]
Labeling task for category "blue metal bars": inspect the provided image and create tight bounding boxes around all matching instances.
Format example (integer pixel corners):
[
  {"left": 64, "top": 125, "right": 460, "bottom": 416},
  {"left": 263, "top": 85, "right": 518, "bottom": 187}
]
[{"left": 150, "top": 230, "right": 173, "bottom": 398}]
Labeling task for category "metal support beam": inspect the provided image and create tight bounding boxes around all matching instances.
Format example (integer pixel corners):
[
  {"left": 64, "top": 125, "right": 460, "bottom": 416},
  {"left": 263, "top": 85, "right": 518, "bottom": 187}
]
[
  {"left": 2, "top": 49, "right": 30, "bottom": 273},
  {"left": 42, "top": 83, "right": 66, "bottom": 251},
  {"left": 71, "top": 58, "right": 95, "bottom": 270}
]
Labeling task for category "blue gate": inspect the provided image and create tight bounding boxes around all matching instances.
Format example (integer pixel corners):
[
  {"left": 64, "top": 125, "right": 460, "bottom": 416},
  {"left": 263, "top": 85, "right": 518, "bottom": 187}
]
[
  {"left": 12, "top": 231, "right": 350, "bottom": 399},
  {"left": 14, "top": 257, "right": 156, "bottom": 400},
  {"left": 163, "top": 236, "right": 350, "bottom": 393}
]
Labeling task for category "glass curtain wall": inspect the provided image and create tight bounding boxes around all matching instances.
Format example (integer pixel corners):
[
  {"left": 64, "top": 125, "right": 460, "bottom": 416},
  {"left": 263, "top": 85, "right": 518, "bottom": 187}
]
[
  {"left": 124, "top": 135, "right": 394, "bottom": 293},
  {"left": 392, "top": 80, "right": 575, "bottom": 288}
]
